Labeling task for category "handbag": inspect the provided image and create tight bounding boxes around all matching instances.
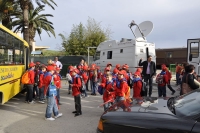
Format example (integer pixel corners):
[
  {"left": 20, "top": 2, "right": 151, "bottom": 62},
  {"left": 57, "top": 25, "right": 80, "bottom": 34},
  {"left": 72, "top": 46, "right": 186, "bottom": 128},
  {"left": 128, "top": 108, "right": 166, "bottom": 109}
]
[
  {"left": 48, "top": 76, "right": 57, "bottom": 96},
  {"left": 182, "top": 74, "right": 193, "bottom": 95}
]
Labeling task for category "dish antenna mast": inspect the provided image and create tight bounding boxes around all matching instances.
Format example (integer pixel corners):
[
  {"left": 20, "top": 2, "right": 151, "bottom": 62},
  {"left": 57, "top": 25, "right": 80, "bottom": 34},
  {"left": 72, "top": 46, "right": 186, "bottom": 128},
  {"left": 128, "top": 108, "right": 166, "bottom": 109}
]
[
  {"left": 128, "top": 20, "right": 154, "bottom": 40},
  {"left": 128, "top": 20, "right": 145, "bottom": 40}
]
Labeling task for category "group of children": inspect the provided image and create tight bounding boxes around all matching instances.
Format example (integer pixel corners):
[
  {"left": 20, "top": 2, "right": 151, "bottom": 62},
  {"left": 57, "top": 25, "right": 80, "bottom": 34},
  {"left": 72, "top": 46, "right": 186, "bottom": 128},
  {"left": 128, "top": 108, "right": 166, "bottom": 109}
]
[
  {"left": 24, "top": 62, "right": 63, "bottom": 121},
  {"left": 24, "top": 60, "right": 174, "bottom": 120}
]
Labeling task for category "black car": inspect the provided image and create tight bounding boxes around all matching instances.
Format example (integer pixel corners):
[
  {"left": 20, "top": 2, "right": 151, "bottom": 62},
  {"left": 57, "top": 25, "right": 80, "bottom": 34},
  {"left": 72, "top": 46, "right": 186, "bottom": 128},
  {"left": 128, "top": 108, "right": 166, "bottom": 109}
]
[{"left": 97, "top": 89, "right": 200, "bottom": 133}]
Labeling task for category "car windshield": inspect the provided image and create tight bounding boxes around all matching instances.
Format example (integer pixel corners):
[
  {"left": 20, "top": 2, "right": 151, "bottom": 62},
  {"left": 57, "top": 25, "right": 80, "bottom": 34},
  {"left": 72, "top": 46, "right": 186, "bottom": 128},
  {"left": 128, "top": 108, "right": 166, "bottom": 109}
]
[
  {"left": 94, "top": 51, "right": 100, "bottom": 61},
  {"left": 174, "top": 89, "right": 200, "bottom": 119}
]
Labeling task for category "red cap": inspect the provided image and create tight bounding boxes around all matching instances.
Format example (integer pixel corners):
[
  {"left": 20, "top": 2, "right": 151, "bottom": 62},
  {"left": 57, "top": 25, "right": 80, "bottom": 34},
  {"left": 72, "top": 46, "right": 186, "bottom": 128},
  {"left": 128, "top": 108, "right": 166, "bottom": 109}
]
[
  {"left": 116, "top": 64, "right": 120, "bottom": 69},
  {"left": 83, "top": 66, "right": 88, "bottom": 71},
  {"left": 104, "top": 67, "right": 110, "bottom": 71},
  {"left": 78, "top": 65, "right": 82, "bottom": 69},
  {"left": 29, "top": 62, "right": 35, "bottom": 67},
  {"left": 107, "top": 63, "right": 112, "bottom": 67},
  {"left": 96, "top": 66, "right": 100, "bottom": 70},
  {"left": 73, "top": 69, "right": 79, "bottom": 73},
  {"left": 118, "top": 71, "right": 124, "bottom": 75},
  {"left": 123, "top": 64, "right": 129, "bottom": 69},
  {"left": 68, "top": 65, "right": 74, "bottom": 69},
  {"left": 134, "top": 72, "right": 140, "bottom": 76},
  {"left": 52, "top": 63, "right": 57, "bottom": 66},
  {"left": 113, "top": 68, "right": 119, "bottom": 74},
  {"left": 36, "top": 62, "right": 40, "bottom": 65},
  {"left": 136, "top": 68, "right": 142, "bottom": 72},
  {"left": 162, "top": 64, "right": 166, "bottom": 68},
  {"left": 47, "top": 66, "right": 55, "bottom": 71},
  {"left": 90, "top": 64, "right": 96, "bottom": 70},
  {"left": 56, "top": 67, "right": 60, "bottom": 71}
]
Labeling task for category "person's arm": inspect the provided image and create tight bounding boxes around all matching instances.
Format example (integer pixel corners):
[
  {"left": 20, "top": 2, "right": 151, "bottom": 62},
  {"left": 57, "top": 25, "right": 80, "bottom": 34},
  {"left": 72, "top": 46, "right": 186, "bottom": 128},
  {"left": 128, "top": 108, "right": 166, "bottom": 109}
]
[
  {"left": 152, "top": 62, "right": 156, "bottom": 76},
  {"left": 188, "top": 74, "right": 199, "bottom": 90},
  {"left": 72, "top": 77, "right": 82, "bottom": 88},
  {"left": 138, "top": 59, "right": 144, "bottom": 66},
  {"left": 59, "top": 61, "right": 63, "bottom": 69},
  {"left": 30, "top": 71, "right": 35, "bottom": 84}
]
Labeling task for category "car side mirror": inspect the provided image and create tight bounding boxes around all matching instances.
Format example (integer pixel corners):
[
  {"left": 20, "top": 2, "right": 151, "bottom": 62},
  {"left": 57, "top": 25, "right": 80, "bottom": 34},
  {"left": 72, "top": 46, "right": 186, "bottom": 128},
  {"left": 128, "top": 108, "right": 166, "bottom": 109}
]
[{"left": 189, "top": 54, "right": 193, "bottom": 61}]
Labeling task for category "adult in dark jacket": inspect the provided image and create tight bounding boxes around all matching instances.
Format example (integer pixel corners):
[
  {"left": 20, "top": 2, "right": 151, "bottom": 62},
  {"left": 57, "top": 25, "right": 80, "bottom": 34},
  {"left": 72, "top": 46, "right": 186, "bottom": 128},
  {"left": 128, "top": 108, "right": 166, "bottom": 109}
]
[
  {"left": 138, "top": 55, "right": 156, "bottom": 97},
  {"left": 181, "top": 64, "right": 199, "bottom": 95}
]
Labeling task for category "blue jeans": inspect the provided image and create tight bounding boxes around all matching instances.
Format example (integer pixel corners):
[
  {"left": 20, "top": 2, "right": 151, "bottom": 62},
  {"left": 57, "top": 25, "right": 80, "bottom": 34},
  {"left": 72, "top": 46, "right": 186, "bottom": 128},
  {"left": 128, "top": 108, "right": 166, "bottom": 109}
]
[
  {"left": 104, "top": 102, "right": 112, "bottom": 111},
  {"left": 114, "top": 96, "right": 125, "bottom": 109},
  {"left": 92, "top": 81, "right": 97, "bottom": 94},
  {"left": 158, "top": 85, "right": 166, "bottom": 97},
  {"left": 176, "top": 73, "right": 180, "bottom": 85},
  {"left": 56, "top": 89, "right": 60, "bottom": 101},
  {"left": 45, "top": 96, "right": 59, "bottom": 118},
  {"left": 39, "top": 86, "right": 44, "bottom": 101},
  {"left": 90, "top": 80, "right": 93, "bottom": 92}
]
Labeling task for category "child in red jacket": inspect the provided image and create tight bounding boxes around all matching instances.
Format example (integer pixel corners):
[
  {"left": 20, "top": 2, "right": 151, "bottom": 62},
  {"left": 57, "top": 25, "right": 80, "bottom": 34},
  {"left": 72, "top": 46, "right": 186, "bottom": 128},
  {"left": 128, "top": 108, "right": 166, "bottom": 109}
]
[
  {"left": 44, "top": 66, "right": 62, "bottom": 121},
  {"left": 132, "top": 72, "right": 142, "bottom": 98},
  {"left": 102, "top": 73, "right": 115, "bottom": 111},
  {"left": 70, "top": 69, "right": 82, "bottom": 117},
  {"left": 54, "top": 67, "right": 62, "bottom": 105},
  {"left": 156, "top": 67, "right": 168, "bottom": 97},
  {"left": 81, "top": 66, "right": 89, "bottom": 97},
  {"left": 38, "top": 65, "right": 46, "bottom": 104}
]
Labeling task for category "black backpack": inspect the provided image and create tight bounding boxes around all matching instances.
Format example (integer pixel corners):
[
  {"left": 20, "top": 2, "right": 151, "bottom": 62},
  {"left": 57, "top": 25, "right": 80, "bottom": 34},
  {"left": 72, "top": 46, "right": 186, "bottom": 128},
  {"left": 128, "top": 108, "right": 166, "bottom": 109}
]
[{"left": 140, "top": 80, "right": 147, "bottom": 96}]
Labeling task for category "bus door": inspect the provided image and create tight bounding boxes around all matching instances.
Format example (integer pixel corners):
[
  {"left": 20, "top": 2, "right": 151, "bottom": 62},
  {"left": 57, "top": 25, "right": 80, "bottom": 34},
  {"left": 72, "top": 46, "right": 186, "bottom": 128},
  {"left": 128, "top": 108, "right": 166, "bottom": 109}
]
[{"left": 187, "top": 39, "right": 200, "bottom": 74}]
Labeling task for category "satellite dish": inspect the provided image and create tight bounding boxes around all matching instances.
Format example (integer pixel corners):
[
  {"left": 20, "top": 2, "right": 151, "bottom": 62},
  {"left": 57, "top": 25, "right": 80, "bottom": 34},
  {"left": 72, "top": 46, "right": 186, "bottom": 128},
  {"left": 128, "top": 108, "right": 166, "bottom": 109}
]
[{"left": 134, "top": 21, "right": 153, "bottom": 38}]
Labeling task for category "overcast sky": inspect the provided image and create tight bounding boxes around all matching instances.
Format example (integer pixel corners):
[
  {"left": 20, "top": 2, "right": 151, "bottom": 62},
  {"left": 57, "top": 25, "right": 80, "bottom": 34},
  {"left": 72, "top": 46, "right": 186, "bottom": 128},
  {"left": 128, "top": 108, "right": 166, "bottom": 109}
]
[{"left": 34, "top": 0, "right": 200, "bottom": 50}]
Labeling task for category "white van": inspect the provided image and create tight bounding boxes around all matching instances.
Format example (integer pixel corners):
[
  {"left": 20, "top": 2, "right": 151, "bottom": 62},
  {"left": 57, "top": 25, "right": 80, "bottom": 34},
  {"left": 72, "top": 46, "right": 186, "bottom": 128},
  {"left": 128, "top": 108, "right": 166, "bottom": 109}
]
[{"left": 93, "top": 38, "right": 156, "bottom": 73}]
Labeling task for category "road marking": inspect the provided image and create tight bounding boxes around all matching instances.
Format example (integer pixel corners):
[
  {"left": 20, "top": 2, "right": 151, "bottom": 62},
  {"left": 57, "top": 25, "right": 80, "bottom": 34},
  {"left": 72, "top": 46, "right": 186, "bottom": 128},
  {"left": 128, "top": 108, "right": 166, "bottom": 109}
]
[
  {"left": 16, "top": 110, "right": 37, "bottom": 116},
  {"left": 82, "top": 106, "right": 94, "bottom": 109},
  {"left": 3, "top": 104, "right": 17, "bottom": 108},
  {"left": 7, "top": 101, "right": 19, "bottom": 105},
  {"left": 20, "top": 109, "right": 43, "bottom": 114},
  {"left": 60, "top": 102, "right": 71, "bottom": 105},
  {"left": 11, "top": 98, "right": 20, "bottom": 100}
]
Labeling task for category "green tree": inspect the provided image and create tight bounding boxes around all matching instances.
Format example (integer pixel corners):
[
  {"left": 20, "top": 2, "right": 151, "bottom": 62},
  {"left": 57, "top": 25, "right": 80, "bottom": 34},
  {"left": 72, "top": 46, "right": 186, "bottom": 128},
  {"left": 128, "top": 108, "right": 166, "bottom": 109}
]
[
  {"left": 9, "top": 5, "right": 55, "bottom": 49},
  {"left": 59, "top": 18, "right": 111, "bottom": 56}
]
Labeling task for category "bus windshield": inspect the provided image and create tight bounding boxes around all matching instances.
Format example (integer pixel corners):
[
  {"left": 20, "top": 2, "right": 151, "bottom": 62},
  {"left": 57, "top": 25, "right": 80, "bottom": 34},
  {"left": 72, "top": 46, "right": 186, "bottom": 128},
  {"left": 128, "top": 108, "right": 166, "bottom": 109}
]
[{"left": 94, "top": 51, "right": 100, "bottom": 61}]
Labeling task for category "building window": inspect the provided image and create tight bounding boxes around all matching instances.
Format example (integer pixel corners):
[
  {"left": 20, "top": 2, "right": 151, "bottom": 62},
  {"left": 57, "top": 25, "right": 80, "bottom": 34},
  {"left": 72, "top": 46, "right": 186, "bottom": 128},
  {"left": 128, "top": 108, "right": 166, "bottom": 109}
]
[
  {"left": 107, "top": 51, "right": 112, "bottom": 59},
  {"left": 120, "top": 49, "right": 123, "bottom": 53},
  {"left": 103, "top": 52, "right": 105, "bottom": 55},
  {"left": 166, "top": 52, "right": 172, "bottom": 58}
]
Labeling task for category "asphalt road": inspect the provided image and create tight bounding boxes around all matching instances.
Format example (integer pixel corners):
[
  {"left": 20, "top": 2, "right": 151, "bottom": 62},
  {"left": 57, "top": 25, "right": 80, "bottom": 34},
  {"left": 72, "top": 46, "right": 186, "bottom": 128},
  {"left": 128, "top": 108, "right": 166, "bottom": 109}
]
[{"left": 0, "top": 80, "right": 180, "bottom": 133}]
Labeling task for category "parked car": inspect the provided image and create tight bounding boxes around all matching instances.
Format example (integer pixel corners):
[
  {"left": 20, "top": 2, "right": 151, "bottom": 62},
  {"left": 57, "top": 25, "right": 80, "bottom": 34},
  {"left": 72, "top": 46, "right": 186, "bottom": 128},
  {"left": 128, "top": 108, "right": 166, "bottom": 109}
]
[{"left": 97, "top": 89, "right": 200, "bottom": 133}]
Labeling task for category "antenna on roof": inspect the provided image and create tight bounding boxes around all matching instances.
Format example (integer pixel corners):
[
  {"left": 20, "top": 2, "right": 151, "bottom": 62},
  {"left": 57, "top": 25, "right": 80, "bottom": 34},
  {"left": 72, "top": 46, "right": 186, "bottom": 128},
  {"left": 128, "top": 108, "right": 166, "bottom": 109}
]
[{"left": 128, "top": 20, "right": 145, "bottom": 40}]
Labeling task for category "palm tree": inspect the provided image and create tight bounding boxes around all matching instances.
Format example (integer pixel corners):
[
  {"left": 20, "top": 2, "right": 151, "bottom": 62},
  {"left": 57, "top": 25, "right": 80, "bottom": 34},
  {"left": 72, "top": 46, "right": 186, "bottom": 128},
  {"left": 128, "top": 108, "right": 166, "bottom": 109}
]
[
  {"left": 9, "top": 5, "right": 55, "bottom": 50},
  {"left": 15, "top": 0, "right": 57, "bottom": 47}
]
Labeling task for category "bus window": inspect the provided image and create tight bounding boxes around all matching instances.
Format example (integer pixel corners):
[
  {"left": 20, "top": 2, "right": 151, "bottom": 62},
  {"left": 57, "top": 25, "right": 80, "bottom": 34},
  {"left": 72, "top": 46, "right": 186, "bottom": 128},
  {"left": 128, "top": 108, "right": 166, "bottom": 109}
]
[{"left": 190, "top": 42, "right": 199, "bottom": 58}]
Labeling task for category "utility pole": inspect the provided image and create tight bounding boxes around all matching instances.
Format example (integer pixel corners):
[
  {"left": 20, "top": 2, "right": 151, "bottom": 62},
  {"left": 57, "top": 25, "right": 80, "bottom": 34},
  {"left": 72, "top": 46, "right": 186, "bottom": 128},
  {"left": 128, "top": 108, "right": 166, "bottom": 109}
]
[{"left": 87, "top": 47, "right": 97, "bottom": 65}]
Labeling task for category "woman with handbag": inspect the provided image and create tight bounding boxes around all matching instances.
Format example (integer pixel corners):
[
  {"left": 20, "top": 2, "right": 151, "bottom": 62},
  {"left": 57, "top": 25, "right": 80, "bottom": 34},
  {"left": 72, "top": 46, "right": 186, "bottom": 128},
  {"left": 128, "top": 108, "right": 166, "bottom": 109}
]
[{"left": 181, "top": 64, "right": 199, "bottom": 95}]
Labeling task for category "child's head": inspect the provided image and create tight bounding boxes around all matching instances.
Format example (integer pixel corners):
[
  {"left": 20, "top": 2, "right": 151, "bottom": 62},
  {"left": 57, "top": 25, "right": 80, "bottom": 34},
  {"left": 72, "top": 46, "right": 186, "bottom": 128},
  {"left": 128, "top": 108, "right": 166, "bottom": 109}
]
[
  {"left": 106, "top": 73, "right": 112, "bottom": 81},
  {"left": 104, "top": 67, "right": 110, "bottom": 74},
  {"left": 56, "top": 67, "right": 60, "bottom": 73},
  {"left": 117, "top": 71, "right": 124, "bottom": 79},
  {"left": 41, "top": 65, "right": 46, "bottom": 72},
  {"left": 134, "top": 72, "right": 140, "bottom": 78},
  {"left": 72, "top": 69, "right": 79, "bottom": 76},
  {"left": 47, "top": 66, "right": 55, "bottom": 74}
]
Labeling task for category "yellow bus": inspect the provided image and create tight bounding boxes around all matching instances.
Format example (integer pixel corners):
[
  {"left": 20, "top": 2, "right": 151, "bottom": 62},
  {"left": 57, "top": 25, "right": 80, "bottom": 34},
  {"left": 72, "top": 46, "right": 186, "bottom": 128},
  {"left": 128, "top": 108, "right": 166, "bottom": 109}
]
[{"left": 0, "top": 24, "right": 29, "bottom": 104}]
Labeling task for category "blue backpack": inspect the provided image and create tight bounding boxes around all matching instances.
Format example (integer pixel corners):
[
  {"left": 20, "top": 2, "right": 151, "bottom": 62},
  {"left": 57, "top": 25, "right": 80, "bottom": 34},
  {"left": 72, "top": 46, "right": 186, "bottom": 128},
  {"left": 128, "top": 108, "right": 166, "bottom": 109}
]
[
  {"left": 98, "top": 81, "right": 114, "bottom": 95},
  {"left": 48, "top": 76, "right": 57, "bottom": 97}
]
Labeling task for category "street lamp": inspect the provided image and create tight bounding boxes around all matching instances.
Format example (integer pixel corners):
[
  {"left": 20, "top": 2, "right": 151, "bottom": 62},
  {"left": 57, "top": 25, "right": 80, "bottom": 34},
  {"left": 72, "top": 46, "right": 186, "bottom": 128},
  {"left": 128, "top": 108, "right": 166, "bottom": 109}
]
[{"left": 88, "top": 47, "right": 97, "bottom": 65}]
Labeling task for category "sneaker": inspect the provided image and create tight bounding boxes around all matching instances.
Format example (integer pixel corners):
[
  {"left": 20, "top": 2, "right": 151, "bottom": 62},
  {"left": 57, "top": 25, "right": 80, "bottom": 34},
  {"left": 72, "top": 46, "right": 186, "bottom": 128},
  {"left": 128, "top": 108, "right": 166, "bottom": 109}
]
[
  {"left": 171, "top": 91, "right": 176, "bottom": 95},
  {"left": 74, "top": 113, "right": 80, "bottom": 117},
  {"left": 72, "top": 111, "right": 77, "bottom": 113},
  {"left": 38, "top": 101, "right": 45, "bottom": 104},
  {"left": 55, "top": 113, "right": 62, "bottom": 118},
  {"left": 45, "top": 117, "right": 55, "bottom": 121},
  {"left": 28, "top": 101, "right": 35, "bottom": 104}
]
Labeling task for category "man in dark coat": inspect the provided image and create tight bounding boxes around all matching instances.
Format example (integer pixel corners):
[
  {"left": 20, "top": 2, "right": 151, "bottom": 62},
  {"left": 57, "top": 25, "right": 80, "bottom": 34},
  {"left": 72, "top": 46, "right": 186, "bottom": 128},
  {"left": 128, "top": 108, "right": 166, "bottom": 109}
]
[{"left": 138, "top": 55, "right": 156, "bottom": 97}]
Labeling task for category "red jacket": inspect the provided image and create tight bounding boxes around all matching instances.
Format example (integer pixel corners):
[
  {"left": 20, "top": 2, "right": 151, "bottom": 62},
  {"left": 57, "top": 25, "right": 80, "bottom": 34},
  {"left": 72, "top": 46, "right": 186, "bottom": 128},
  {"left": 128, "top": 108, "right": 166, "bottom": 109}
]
[
  {"left": 43, "top": 73, "right": 52, "bottom": 95},
  {"left": 81, "top": 71, "right": 88, "bottom": 84},
  {"left": 54, "top": 73, "right": 61, "bottom": 89},
  {"left": 103, "top": 81, "right": 115, "bottom": 102},
  {"left": 166, "top": 71, "right": 172, "bottom": 80},
  {"left": 28, "top": 70, "right": 35, "bottom": 85},
  {"left": 89, "top": 71, "right": 94, "bottom": 80},
  {"left": 100, "top": 74, "right": 107, "bottom": 87},
  {"left": 72, "top": 75, "right": 82, "bottom": 96},
  {"left": 157, "top": 74, "right": 168, "bottom": 86},
  {"left": 97, "top": 71, "right": 102, "bottom": 80},
  {"left": 133, "top": 80, "right": 142, "bottom": 98},
  {"left": 38, "top": 72, "right": 45, "bottom": 88},
  {"left": 115, "top": 79, "right": 128, "bottom": 97}
]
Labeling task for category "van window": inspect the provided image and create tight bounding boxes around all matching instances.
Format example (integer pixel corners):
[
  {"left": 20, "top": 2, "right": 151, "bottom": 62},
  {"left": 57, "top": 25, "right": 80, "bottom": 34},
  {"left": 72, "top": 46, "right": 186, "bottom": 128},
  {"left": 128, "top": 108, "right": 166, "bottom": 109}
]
[
  {"left": 107, "top": 51, "right": 112, "bottom": 59},
  {"left": 120, "top": 49, "right": 123, "bottom": 53},
  {"left": 103, "top": 52, "right": 105, "bottom": 55},
  {"left": 190, "top": 42, "right": 199, "bottom": 58}
]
